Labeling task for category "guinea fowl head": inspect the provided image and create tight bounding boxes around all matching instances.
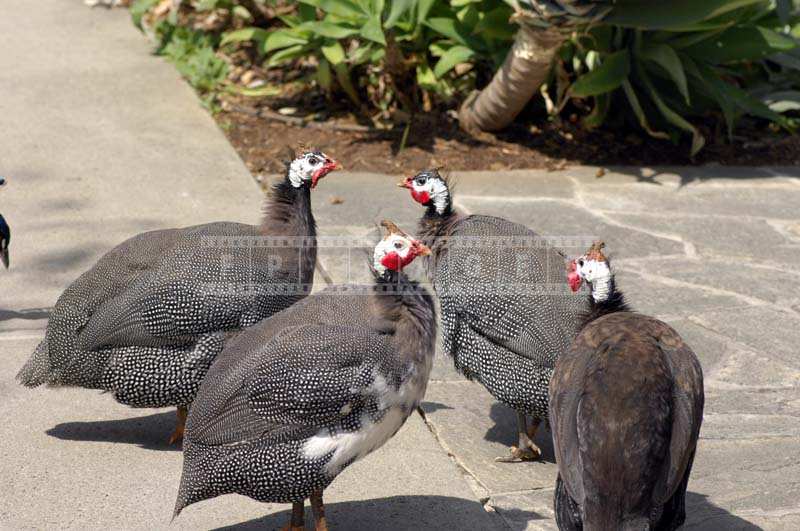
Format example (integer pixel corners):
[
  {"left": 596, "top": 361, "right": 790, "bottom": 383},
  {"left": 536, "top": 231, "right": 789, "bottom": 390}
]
[
  {"left": 568, "top": 241, "right": 612, "bottom": 300},
  {"left": 373, "top": 220, "right": 431, "bottom": 275},
  {"left": 398, "top": 169, "right": 450, "bottom": 214},
  {"left": 287, "top": 149, "right": 341, "bottom": 189}
]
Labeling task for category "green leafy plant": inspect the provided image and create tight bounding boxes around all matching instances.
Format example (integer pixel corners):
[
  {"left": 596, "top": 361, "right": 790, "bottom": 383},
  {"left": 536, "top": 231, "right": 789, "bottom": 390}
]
[
  {"left": 220, "top": 0, "right": 514, "bottom": 123},
  {"left": 535, "top": 0, "right": 800, "bottom": 154}
]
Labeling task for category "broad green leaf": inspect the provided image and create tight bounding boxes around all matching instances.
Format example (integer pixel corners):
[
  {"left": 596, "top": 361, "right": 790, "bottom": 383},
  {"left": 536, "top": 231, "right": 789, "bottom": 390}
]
[
  {"left": 236, "top": 84, "right": 281, "bottom": 97},
  {"left": 360, "top": 15, "right": 386, "bottom": 45},
  {"left": 267, "top": 44, "right": 310, "bottom": 66},
  {"left": 434, "top": 45, "right": 475, "bottom": 78},
  {"left": 386, "top": 0, "right": 414, "bottom": 28},
  {"left": 425, "top": 17, "right": 472, "bottom": 47},
  {"left": 321, "top": 40, "right": 346, "bottom": 64},
  {"left": 582, "top": 93, "right": 611, "bottom": 129},
  {"left": 621, "top": 80, "right": 670, "bottom": 140},
  {"left": 300, "top": 0, "right": 366, "bottom": 18},
  {"left": 317, "top": 58, "right": 333, "bottom": 91},
  {"left": 681, "top": 54, "right": 737, "bottom": 138},
  {"left": 762, "top": 90, "right": 800, "bottom": 112},
  {"left": 417, "top": 0, "right": 437, "bottom": 25},
  {"left": 606, "top": 0, "right": 764, "bottom": 30},
  {"left": 298, "top": 21, "right": 359, "bottom": 39},
  {"left": 263, "top": 30, "right": 309, "bottom": 54},
  {"left": 131, "top": 0, "right": 160, "bottom": 30},
  {"left": 571, "top": 50, "right": 630, "bottom": 98},
  {"left": 474, "top": 7, "right": 515, "bottom": 41},
  {"left": 640, "top": 44, "right": 690, "bottom": 104},
  {"left": 221, "top": 27, "right": 269, "bottom": 47},
  {"left": 684, "top": 26, "right": 797, "bottom": 63},
  {"left": 639, "top": 69, "right": 705, "bottom": 155},
  {"left": 333, "top": 62, "right": 361, "bottom": 105},
  {"left": 416, "top": 63, "right": 438, "bottom": 90},
  {"left": 348, "top": 42, "right": 375, "bottom": 64},
  {"left": 232, "top": 5, "right": 253, "bottom": 21}
]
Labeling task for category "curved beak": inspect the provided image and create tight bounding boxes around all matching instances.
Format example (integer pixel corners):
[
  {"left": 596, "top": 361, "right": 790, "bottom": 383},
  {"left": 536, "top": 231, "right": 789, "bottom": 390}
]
[
  {"left": 397, "top": 177, "right": 412, "bottom": 189},
  {"left": 414, "top": 241, "right": 431, "bottom": 256}
]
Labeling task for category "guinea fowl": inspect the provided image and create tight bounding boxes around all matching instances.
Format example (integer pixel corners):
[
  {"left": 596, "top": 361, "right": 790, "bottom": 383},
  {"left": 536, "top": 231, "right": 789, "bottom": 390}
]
[
  {"left": 17, "top": 150, "right": 340, "bottom": 443},
  {"left": 399, "top": 169, "right": 588, "bottom": 462},
  {"left": 0, "top": 177, "right": 9, "bottom": 268},
  {"left": 174, "top": 221, "right": 436, "bottom": 530},
  {"left": 550, "top": 242, "right": 704, "bottom": 531}
]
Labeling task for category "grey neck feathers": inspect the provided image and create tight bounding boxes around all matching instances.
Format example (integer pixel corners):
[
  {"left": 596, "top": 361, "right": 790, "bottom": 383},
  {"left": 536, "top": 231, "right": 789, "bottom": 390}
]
[
  {"left": 580, "top": 276, "right": 631, "bottom": 329},
  {"left": 373, "top": 271, "right": 437, "bottom": 366},
  {"left": 261, "top": 177, "right": 317, "bottom": 280}
]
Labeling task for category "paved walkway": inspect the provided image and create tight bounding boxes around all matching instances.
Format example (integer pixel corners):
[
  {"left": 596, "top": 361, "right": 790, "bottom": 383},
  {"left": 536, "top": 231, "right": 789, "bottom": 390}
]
[{"left": 2, "top": 2, "right": 800, "bottom": 530}]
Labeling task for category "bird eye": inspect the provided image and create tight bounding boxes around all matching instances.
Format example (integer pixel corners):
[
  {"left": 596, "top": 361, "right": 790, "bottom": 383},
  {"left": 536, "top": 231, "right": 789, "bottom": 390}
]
[
  {"left": 393, "top": 241, "right": 404, "bottom": 250},
  {"left": 415, "top": 178, "right": 426, "bottom": 186},
  {"left": 577, "top": 259, "right": 584, "bottom": 267},
  {"left": 308, "top": 156, "right": 319, "bottom": 165}
]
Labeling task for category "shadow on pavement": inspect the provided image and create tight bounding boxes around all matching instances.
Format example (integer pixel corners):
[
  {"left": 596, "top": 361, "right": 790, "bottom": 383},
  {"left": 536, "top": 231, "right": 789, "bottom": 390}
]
[
  {"left": 0, "top": 307, "right": 51, "bottom": 321},
  {"left": 46, "top": 410, "right": 180, "bottom": 451},
  {"left": 684, "top": 492, "right": 763, "bottom": 530},
  {"left": 212, "top": 495, "right": 500, "bottom": 531},
  {"left": 483, "top": 402, "right": 555, "bottom": 463}
]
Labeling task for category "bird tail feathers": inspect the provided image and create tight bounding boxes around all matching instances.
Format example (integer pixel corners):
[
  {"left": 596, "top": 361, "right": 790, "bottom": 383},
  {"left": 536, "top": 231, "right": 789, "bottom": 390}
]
[{"left": 16, "top": 338, "right": 51, "bottom": 387}]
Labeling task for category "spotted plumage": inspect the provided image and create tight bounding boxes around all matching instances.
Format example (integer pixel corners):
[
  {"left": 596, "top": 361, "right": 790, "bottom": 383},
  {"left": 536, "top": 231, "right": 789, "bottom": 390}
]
[
  {"left": 551, "top": 242, "right": 704, "bottom": 530},
  {"left": 401, "top": 169, "right": 588, "bottom": 460},
  {"left": 17, "top": 151, "right": 339, "bottom": 430},
  {"left": 175, "top": 223, "right": 436, "bottom": 530}
]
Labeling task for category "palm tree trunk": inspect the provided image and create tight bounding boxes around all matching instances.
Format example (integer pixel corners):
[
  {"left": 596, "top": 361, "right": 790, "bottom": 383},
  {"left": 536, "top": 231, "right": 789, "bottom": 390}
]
[{"left": 458, "top": 24, "right": 564, "bottom": 133}]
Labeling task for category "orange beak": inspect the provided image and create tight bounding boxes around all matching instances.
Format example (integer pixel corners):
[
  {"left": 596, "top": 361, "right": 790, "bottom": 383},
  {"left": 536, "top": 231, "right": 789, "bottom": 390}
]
[{"left": 397, "top": 177, "right": 412, "bottom": 189}]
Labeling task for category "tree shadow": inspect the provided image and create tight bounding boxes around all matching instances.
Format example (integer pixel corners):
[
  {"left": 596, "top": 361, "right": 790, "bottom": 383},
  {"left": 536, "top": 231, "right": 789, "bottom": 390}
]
[
  {"left": 684, "top": 492, "right": 763, "bottom": 530},
  {"left": 210, "top": 495, "right": 502, "bottom": 531},
  {"left": 0, "top": 307, "right": 51, "bottom": 321},
  {"left": 46, "top": 411, "right": 179, "bottom": 451},
  {"left": 483, "top": 402, "right": 556, "bottom": 463}
]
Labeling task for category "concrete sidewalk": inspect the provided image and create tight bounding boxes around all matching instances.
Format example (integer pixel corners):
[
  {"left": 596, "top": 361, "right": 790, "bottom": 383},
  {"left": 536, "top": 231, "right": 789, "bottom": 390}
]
[
  {"left": 0, "top": 2, "right": 496, "bottom": 530},
  {"left": 2, "top": 2, "right": 800, "bottom": 530}
]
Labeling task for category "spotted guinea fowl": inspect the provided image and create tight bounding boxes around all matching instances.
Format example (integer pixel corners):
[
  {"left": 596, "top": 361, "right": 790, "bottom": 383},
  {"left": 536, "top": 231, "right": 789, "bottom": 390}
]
[
  {"left": 0, "top": 177, "right": 9, "bottom": 268},
  {"left": 550, "top": 242, "right": 704, "bottom": 531},
  {"left": 174, "top": 221, "right": 436, "bottom": 530},
  {"left": 399, "top": 169, "right": 588, "bottom": 462},
  {"left": 17, "top": 150, "right": 340, "bottom": 443}
]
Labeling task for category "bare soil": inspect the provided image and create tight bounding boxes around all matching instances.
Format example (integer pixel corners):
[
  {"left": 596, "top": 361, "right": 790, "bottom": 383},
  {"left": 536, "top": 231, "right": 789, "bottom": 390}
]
[{"left": 216, "top": 103, "right": 800, "bottom": 175}]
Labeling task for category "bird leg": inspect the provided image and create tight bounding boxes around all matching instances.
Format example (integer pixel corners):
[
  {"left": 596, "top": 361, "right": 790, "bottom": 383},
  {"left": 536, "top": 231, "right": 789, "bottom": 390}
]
[
  {"left": 281, "top": 501, "right": 305, "bottom": 531},
  {"left": 167, "top": 406, "right": 188, "bottom": 445},
  {"left": 495, "top": 412, "right": 542, "bottom": 463},
  {"left": 311, "top": 490, "right": 329, "bottom": 531}
]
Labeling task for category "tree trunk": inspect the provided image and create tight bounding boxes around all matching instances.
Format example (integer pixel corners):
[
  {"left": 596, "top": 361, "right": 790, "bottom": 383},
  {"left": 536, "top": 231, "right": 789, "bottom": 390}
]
[{"left": 458, "top": 24, "right": 564, "bottom": 133}]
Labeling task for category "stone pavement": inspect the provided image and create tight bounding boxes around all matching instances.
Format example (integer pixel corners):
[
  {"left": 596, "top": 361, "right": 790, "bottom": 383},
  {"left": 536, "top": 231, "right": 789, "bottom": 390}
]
[{"left": 2, "top": 2, "right": 800, "bottom": 530}]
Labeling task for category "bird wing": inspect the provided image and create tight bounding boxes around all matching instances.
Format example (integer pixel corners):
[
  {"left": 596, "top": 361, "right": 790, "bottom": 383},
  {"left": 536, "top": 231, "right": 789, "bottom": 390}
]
[
  {"left": 652, "top": 328, "right": 705, "bottom": 505},
  {"left": 189, "top": 322, "right": 397, "bottom": 446},
  {"left": 548, "top": 333, "right": 593, "bottom": 507},
  {"left": 75, "top": 223, "right": 300, "bottom": 350},
  {"left": 436, "top": 218, "right": 582, "bottom": 365}
]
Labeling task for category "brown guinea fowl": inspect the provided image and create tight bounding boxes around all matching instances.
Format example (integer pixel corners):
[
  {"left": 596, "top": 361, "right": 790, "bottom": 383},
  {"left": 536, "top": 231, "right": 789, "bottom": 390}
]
[
  {"left": 550, "top": 242, "right": 704, "bottom": 531},
  {"left": 17, "top": 150, "right": 340, "bottom": 444},
  {"left": 174, "top": 221, "right": 437, "bottom": 530}
]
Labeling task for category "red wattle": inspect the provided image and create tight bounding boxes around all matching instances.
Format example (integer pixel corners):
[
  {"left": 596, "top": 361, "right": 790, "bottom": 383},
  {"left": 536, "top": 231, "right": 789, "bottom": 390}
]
[
  {"left": 410, "top": 189, "right": 431, "bottom": 205},
  {"left": 381, "top": 250, "right": 416, "bottom": 271},
  {"left": 567, "top": 272, "right": 582, "bottom": 292}
]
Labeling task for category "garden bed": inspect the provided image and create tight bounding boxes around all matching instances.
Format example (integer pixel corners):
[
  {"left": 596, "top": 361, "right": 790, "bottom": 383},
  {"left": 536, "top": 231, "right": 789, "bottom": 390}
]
[{"left": 217, "top": 103, "right": 800, "bottom": 175}]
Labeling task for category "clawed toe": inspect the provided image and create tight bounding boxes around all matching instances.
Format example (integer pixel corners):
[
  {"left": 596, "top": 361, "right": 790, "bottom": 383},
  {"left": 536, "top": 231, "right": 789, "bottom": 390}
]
[{"left": 495, "top": 445, "right": 541, "bottom": 463}]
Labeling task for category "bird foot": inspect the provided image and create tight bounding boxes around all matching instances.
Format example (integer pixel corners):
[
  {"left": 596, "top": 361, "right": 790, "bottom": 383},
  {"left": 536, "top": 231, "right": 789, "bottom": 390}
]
[
  {"left": 494, "top": 444, "right": 541, "bottom": 463},
  {"left": 167, "top": 425, "right": 184, "bottom": 446},
  {"left": 168, "top": 406, "right": 188, "bottom": 445}
]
